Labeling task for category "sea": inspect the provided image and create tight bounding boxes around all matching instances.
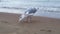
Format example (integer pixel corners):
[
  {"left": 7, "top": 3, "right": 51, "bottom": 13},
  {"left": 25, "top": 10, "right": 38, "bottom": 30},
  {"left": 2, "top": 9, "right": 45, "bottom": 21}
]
[{"left": 0, "top": 0, "right": 60, "bottom": 19}]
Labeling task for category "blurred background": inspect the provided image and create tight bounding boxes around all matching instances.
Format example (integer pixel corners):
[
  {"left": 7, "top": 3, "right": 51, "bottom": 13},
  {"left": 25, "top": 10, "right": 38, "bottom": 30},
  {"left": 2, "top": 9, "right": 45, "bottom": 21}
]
[{"left": 0, "top": 0, "right": 60, "bottom": 18}]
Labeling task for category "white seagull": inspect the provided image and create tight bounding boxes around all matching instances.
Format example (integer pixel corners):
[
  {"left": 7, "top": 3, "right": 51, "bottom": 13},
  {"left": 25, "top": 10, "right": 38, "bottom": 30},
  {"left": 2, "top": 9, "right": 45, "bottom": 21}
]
[{"left": 18, "top": 7, "right": 39, "bottom": 23}]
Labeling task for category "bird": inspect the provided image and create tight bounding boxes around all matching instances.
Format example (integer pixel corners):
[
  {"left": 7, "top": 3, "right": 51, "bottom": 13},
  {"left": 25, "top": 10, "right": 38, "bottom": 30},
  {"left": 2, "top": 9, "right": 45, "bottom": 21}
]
[{"left": 18, "top": 7, "right": 39, "bottom": 23}]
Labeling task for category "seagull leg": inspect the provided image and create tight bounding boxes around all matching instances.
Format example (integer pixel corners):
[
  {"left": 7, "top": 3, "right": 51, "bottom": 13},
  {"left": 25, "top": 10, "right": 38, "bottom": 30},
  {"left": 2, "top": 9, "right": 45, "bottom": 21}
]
[
  {"left": 30, "top": 15, "right": 32, "bottom": 23},
  {"left": 27, "top": 15, "right": 32, "bottom": 23},
  {"left": 26, "top": 17, "right": 27, "bottom": 23},
  {"left": 26, "top": 16, "right": 30, "bottom": 23}
]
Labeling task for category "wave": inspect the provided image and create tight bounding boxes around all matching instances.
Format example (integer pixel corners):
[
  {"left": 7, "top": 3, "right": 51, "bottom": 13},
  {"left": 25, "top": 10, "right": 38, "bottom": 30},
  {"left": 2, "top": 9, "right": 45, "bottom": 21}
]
[{"left": 0, "top": 7, "right": 27, "bottom": 10}]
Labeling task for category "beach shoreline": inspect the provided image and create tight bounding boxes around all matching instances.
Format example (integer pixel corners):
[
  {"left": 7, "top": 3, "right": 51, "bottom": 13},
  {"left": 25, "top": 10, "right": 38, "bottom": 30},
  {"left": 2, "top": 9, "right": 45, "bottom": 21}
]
[{"left": 0, "top": 12, "right": 60, "bottom": 34}]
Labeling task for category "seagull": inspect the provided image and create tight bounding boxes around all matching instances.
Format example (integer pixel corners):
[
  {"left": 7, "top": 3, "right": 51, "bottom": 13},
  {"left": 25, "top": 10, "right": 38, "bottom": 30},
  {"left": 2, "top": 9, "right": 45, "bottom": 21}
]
[{"left": 18, "top": 7, "right": 39, "bottom": 23}]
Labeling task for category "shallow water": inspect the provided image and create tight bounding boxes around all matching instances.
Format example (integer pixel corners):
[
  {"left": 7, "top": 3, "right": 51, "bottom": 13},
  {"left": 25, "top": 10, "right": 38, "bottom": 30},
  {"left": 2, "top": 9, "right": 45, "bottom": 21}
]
[{"left": 0, "top": 8, "right": 60, "bottom": 19}]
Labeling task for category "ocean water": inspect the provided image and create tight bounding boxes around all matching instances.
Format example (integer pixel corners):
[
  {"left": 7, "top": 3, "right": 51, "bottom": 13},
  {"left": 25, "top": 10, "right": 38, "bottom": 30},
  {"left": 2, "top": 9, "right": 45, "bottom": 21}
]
[{"left": 0, "top": 0, "right": 60, "bottom": 19}]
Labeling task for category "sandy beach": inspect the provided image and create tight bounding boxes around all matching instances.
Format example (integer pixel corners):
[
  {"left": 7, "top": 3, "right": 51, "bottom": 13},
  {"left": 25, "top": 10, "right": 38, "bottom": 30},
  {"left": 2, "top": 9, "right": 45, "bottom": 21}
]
[{"left": 0, "top": 12, "right": 60, "bottom": 34}]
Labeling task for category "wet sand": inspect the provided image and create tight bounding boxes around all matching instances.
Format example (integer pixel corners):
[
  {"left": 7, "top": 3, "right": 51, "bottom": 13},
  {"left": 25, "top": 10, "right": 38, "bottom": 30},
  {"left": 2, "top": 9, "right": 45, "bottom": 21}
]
[{"left": 0, "top": 12, "right": 60, "bottom": 34}]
